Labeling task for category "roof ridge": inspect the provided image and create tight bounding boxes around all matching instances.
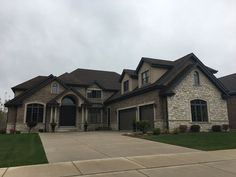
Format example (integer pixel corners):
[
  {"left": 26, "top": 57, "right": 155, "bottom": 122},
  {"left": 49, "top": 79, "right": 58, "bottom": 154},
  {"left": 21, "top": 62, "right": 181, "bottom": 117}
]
[{"left": 71, "top": 68, "right": 120, "bottom": 75}]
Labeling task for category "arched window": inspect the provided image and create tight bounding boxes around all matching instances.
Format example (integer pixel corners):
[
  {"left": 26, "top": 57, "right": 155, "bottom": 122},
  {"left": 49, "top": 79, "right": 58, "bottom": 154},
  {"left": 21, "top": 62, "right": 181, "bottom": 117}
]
[
  {"left": 61, "top": 96, "right": 76, "bottom": 106},
  {"left": 26, "top": 104, "right": 44, "bottom": 123},
  {"left": 193, "top": 71, "right": 200, "bottom": 86},
  {"left": 191, "top": 100, "right": 208, "bottom": 122},
  {"left": 51, "top": 82, "right": 59, "bottom": 94}
]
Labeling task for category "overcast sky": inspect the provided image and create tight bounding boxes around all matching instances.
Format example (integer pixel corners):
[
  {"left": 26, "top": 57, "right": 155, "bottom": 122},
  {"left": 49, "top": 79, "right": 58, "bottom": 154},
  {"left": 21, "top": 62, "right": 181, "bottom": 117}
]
[{"left": 0, "top": 0, "right": 236, "bottom": 102}]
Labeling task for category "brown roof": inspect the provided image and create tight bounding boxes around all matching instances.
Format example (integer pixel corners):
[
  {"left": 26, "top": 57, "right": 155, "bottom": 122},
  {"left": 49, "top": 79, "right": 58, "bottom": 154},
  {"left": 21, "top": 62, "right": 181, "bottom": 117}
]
[
  {"left": 219, "top": 73, "right": 236, "bottom": 95},
  {"left": 12, "top": 76, "right": 48, "bottom": 91},
  {"left": 58, "top": 68, "right": 120, "bottom": 91}
]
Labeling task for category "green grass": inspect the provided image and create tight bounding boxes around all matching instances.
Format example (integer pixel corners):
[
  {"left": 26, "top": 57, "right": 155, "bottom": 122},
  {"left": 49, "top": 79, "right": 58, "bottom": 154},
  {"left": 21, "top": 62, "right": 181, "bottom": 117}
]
[
  {"left": 0, "top": 133, "right": 48, "bottom": 168},
  {"left": 144, "top": 132, "right": 236, "bottom": 151}
]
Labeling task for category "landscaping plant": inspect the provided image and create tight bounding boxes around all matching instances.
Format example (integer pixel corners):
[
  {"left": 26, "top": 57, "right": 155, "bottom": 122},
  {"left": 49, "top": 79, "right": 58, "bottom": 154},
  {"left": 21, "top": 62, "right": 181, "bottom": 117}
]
[
  {"left": 84, "top": 121, "right": 88, "bottom": 132},
  {"left": 212, "top": 125, "right": 222, "bottom": 132},
  {"left": 27, "top": 121, "right": 37, "bottom": 133},
  {"left": 222, "top": 124, "right": 229, "bottom": 132},
  {"left": 179, "top": 125, "right": 188, "bottom": 133},
  {"left": 137, "top": 121, "right": 151, "bottom": 134},
  {"left": 153, "top": 128, "right": 161, "bottom": 135},
  {"left": 190, "top": 125, "right": 200, "bottom": 132}
]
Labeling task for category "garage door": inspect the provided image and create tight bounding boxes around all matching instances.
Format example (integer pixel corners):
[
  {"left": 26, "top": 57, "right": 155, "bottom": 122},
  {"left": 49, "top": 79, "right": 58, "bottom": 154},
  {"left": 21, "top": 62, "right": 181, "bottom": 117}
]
[
  {"left": 139, "top": 104, "right": 154, "bottom": 129},
  {"left": 119, "top": 108, "right": 136, "bottom": 130}
]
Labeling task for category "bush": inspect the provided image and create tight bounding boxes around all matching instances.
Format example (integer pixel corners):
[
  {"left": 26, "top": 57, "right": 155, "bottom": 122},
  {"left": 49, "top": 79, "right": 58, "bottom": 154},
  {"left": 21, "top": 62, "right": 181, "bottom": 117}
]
[
  {"left": 133, "top": 120, "right": 137, "bottom": 132},
  {"left": 137, "top": 121, "right": 151, "bottom": 134},
  {"left": 10, "top": 129, "right": 15, "bottom": 134},
  {"left": 172, "top": 128, "right": 179, "bottom": 134},
  {"left": 161, "top": 128, "right": 169, "bottom": 134},
  {"left": 50, "top": 122, "right": 57, "bottom": 133},
  {"left": 212, "top": 125, "right": 222, "bottom": 132},
  {"left": 15, "top": 130, "right": 21, "bottom": 134},
  {"left": 0, "top": 129, "right": 6, "bottom": 134},
  {"left": 39, "top": 129, "right": 44, "bottom": 133},
  {"left": 222, "top": 124, "right": 229, "bottom": 132},
  {"left": 153, "top": 128, "right": 161, "bottom": 135},
  {"left": 27, "top": 121, "right": 37, "bottom": 133},
  {"left": 190, "top": 125, "right": 200, "bottom": 132},
  {"left": 179, "top": 125, "right": 188, "bottom": 133},
  {"left": 95, "top": 127, "right": 112, "bottom": 131}
]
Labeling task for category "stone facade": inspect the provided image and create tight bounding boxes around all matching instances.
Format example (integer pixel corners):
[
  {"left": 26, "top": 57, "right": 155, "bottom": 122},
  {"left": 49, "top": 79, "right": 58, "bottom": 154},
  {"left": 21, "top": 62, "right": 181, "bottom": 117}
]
[
  {"left": 107, "top": 90, "right": 167, "bottom": 130},
  {"left": 167, "top": 69, "right": 229, "bottom": 131},
  {"left": 227, "top": 95, "right": 236, "bottom": 129}
]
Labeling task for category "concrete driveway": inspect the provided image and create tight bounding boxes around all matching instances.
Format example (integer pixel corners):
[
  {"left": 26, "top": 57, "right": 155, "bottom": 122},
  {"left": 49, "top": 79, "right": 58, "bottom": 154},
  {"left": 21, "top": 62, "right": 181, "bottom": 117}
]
[{"left": 39, "top": 132, "right": 198, "bottom": 163}]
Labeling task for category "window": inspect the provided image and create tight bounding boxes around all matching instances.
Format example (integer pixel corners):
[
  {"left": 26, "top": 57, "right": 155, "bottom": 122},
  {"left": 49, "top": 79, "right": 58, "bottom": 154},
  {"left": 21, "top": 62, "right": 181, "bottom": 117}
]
[
  {"left": 87, "top": 90, "right": 102, "bottom": 98},
  {"left": 141, "top": 70, "right": 149, "bottom": 85},
  {"left": 51, "top": 82, "right": 59, "bottom": 94},
  {"left": 88, "top": 108, "right": 101, "bottom": 123},
  {"left": 123, "top": 80, "right": 129, "bottom": 92},
  {"left": 26, "top": 104, "right": 44, "bottom": 123},
  {"left": 193, "top": 71, "right": 200, "bottom": 86},
  {"left": 191, "top": 100, "right": 208, "bottom": 122}
]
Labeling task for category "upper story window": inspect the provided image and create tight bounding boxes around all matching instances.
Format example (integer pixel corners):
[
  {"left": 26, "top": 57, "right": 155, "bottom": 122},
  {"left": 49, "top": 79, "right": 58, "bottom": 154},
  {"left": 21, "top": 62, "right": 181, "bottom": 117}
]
[
  {"left": 193, "top": 71, "right": 200, "bottom": 86},
  {"left": 123, "top": 80, "right": 129, "bottom": 93},
  {"left": 191, "top": 99, "right": 208, "bottom": 122},
  {"left": 87, "top": 89, "right": 102, "bottom": 99},
  {"left": 51, "top": 82, "right": 59, "bottom": 94},
  {"left": 141, "top": 70, "right": 149, "bottom": 86}
]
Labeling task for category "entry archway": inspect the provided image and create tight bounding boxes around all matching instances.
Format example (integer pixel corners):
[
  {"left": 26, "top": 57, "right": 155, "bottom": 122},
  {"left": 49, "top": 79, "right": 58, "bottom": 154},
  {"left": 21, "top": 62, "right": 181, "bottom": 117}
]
[{"left": 59, "top": 96, "right": 76, "bottom": 126}]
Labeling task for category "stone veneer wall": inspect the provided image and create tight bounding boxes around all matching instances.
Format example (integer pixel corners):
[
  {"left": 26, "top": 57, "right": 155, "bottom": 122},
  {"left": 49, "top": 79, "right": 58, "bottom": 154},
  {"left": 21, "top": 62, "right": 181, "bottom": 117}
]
[
  {"left": 107, "top": 90, "right": 166, "bottom": 130},
  {"left": 167, "top": 69, "right": 228, "bottom": 131},
  {"left": 227, "top": 95, "right": 236, "bottom": 129}
]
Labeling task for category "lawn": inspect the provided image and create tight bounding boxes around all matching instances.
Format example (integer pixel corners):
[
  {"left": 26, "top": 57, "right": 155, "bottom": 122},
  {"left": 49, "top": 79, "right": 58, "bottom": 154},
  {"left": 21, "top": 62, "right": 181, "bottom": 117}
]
[
  {"left": 144, "top": 132, "right": 236, "bottom": 151},
  {"left": 0, "top": 133, "right": 48, "bottom": 168}
]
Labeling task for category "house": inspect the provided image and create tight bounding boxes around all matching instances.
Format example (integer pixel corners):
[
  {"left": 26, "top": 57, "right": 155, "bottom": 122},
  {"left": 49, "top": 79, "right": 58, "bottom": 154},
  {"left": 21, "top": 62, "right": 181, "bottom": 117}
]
[
  {"left": 219, "top": 73, "right": 236, "bottom": 129},
  {"left": 5, "top": 53, "right": 229, "bottom": 132}
]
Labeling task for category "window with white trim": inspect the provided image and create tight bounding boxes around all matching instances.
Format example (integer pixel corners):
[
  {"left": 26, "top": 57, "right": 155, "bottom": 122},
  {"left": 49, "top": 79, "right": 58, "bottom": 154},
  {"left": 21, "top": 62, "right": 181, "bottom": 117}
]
[
  {"left": 51, "top": 82, "right": 59, "bottom": 94},
  {"left": 141, "top": 70, "right": 149, "bottom": 85}
]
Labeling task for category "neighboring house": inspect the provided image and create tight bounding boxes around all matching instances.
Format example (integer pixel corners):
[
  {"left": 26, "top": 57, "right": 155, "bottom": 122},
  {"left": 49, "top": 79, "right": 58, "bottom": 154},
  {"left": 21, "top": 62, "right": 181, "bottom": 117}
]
[
  {"left": 219, "top": 73, "right": 236, "bottom": 129},
  {"left": 5, "top": 53, "right": 229, "bottom": 132}
]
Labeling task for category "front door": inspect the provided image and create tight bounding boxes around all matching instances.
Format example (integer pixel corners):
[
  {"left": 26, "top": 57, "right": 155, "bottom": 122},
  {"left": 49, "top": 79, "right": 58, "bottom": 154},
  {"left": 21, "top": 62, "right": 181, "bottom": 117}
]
[{"left": 59, "top": 96, "right": 76, "bottom": 126}]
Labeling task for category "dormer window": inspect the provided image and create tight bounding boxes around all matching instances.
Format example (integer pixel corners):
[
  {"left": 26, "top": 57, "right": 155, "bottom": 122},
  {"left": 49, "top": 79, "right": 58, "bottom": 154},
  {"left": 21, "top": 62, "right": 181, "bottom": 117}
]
[
  {"left": 51, "top": 82, "right": 59, "bottom": 94},
  {"left": 193, "top": 71, "right": 200, "bottom": 86},
  {"left": 123, "top": 80, "right": 129, "bottom": 93},
  {"left": 87, "top": 89, "right": 102, "bottom": 98},
  {"left": 141, "top": 70, "right": 149, "bottom": 86}
]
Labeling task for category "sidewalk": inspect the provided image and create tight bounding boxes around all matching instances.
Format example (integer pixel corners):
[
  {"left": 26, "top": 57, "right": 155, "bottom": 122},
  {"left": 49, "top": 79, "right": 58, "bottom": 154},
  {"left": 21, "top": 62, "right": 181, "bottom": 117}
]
[{"left": 1, "top": 149, "right": 236, "bottom": 177}]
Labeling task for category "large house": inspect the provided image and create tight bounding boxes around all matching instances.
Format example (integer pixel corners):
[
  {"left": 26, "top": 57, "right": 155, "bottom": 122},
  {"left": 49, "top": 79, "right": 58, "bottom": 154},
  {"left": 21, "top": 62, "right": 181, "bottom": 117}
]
[
  {"left": 219, "top": 73, "right": 236, "bottom": 129},
  {"left": 5, "top": 53, "right": 229, "bottom": 132}
]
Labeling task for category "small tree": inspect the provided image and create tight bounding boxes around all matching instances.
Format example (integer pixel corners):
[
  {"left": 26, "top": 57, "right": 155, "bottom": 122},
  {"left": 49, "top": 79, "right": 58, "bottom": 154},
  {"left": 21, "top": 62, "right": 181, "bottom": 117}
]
[
  {"left": 27, "top": 121, "right": 37, "bottom": 133},
  {"left": 137, "top": 121, "right": 151, "bottom": 134},
  {"left": 84, "top": 121, "right": 88, "bottom": 132}
]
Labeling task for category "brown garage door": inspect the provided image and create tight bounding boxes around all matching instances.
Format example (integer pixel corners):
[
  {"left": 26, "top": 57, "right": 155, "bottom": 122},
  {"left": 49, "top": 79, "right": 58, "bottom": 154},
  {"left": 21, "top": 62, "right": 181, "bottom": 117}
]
[
  {"left": 139, "top": 104, "right": 154, "bottom": 129},
  {"left": 119, "top": 108, "right": 136, "bottom": 130}
]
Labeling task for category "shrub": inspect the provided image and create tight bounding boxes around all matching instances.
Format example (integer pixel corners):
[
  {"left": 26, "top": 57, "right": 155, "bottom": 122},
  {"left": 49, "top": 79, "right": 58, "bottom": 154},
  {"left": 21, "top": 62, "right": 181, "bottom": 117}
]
[
  {"left": 212, "top": 125, "right": 222, "bottom": 132},
  {"left": 153, "top": 128, "right": 161, "bottom": 135},
  {"left": 0, "top": 129, "right": 6, "bottom": 134},
  {"left": 137, "top": 121, "right": 151, "bottom": 134},
  {"left": 172, "top": 128, "right": 179, "bottom": 134},
  {"left": 190, "top": 125, "right": 200, "bottom": 132},
  {"left": 84, "top": 121, "right": 88, "bottom": 132},
  {"left": 50, "top": 122, "right": 57, "bottom": 133},
  {"left": 133, "top": 120, "right": 137, "bottom": 132},
  {"left": 95, "top": 127, "right": 112, "bottom": 131},
  {"left": 222, "top": 124, "right": 229, "bottom": 132},
  {"left": 15, "top": 130, "right": 21, "bottom": 134},
  {"left": 179, "top": 125, "right": 188, "bottom": 133},
  {"left": 39, "top": 129, "right": 44, "bottom": 133},
  {"left": 27, "top": 121, "right": 37, "bottom": 133},
  {"left": 10, "top": 129, "right": 15, "bottom": 134},
  {"left": 161, "top": 128, "right": 169, "bottom": 134}
]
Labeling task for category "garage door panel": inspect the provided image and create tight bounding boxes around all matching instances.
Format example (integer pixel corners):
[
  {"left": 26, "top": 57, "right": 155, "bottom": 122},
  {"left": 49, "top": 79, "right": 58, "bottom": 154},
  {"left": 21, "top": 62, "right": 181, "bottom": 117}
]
[
  {"left": 139, "top": 104, "right": 154, "bottom": 129},
  {"left": 119, "top": 108, "right": 136, "bottom": 130}
]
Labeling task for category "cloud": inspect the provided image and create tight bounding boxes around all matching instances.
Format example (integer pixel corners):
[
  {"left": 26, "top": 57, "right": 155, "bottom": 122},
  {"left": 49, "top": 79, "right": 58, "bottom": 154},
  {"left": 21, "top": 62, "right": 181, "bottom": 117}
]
[{"left": 0, "top": 0, "right": 236, "bottom": 101}]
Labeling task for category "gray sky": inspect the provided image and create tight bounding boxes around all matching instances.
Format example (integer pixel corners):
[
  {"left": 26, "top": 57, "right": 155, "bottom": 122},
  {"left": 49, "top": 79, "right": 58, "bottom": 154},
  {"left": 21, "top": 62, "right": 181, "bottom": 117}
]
[{"left": 0, "top": 0, "right": 236, "bottom": 102}]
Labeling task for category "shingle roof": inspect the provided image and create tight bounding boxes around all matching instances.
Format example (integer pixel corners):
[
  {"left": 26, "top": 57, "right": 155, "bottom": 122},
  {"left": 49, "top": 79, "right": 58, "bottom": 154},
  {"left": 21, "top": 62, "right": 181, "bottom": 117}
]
[
  {"left": 106, "top": 53, "right": 228, "bottom": 104},
  {"left": 219, "top": 73, "right": 236, "bottom": 95},
  {"left": 58, "top": 68, "right": 120, "bottom": 91},
  {"left": 12, "top": 76, "right": 48, "bottom": 91}
]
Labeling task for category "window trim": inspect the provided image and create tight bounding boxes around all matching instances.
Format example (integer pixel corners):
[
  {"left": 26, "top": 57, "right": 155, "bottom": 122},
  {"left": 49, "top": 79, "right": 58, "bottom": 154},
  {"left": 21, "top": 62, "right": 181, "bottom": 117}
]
[
  {"left": 190, "top": 99, "right": 208, "bottom": 123},
  {"left": 51, "top": 82, "right": 60, "bottom": 94},
  {"left": 123, "top": 80, "right": 129, "bottom": 93},
  {"left": 24, "top": 102, "right": 46, "bottom": 123},
  {"left": 141, "top": 70, "right": 150, "bottom": 86}
]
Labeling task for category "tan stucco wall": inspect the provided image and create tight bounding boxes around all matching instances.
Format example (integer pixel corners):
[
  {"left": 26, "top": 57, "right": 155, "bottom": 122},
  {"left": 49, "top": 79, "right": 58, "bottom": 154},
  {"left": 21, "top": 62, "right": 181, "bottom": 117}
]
[
  {"left": 121, "top": 74, "right": 138, "bottom": 94},
  {"left": 138, "top": 62, "right": 167, "bottom": 87},
  {"left": 167, "top": 69, "right": 229, "bottom": 131}
]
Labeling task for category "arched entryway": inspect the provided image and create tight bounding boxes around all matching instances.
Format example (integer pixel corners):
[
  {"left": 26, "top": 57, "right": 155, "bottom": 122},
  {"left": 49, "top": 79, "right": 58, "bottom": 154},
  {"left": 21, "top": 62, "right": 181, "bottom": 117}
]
[{"left": 59, "top": 96, "right": 76, "bottom": 126}]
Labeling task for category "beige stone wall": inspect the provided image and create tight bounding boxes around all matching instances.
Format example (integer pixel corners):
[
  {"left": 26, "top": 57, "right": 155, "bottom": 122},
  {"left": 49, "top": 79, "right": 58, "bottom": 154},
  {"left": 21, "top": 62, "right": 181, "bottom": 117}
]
[
  {"left": 167, "top": 69, "right": 228, "bottom": 131},
  {"left": 107, "top": 90, "right": 166, "bottom": 130}
]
